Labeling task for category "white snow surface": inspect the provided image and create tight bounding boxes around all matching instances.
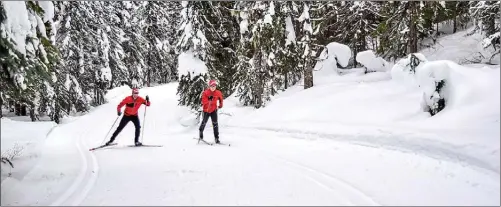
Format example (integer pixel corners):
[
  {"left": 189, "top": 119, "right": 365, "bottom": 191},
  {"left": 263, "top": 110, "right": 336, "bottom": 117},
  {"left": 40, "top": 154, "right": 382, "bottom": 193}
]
[
  {"left": 2, "top": 64, "right": 499, "bottom": 205},
  {"left": 1, "top": 23, "right": 500, "bottom": 206}
]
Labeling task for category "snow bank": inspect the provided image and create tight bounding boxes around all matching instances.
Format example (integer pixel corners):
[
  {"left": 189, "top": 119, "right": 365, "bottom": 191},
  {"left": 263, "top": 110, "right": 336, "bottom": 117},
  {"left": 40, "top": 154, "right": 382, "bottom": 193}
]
[
  {"left": 177, "top": 51, "right": 208, "bottom": 79},
  {"left": 1, "top": 117, "right": 56, "bottom": 185},
  {"left": 356, "top": 50, "right": 388, "bottom": 73}
]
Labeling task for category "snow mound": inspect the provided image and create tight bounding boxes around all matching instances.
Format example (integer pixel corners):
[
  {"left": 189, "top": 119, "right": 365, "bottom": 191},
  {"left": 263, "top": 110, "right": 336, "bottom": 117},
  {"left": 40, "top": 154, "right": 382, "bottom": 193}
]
[
  {"left": 105, "top": 85, "right": 132, "bottom": 102},
  {"left": 356, "top": 50, "right": 388, "bottom": 73},
  {"left": 391, "top": 53, "right": 428, "bottom": 86},
  {"left": 325, "top": 42, "right": 352, "bottom": 67},
  {"left": 314, "top": 42, "right": 352, "bottom": 74},
  {"left": 177, "top": 51, "right": 208, "bottom": 79},
  {"left": 417, "top": 60, "right": 500, "bottom": 112}
]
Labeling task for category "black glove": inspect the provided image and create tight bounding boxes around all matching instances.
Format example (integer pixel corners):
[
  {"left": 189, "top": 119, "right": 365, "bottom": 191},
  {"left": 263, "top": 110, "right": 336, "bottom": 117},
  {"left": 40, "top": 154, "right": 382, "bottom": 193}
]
[
  {"left": 146, "top": 95, "right": 149, "bottom": 102},
  {"left": 117, "top": 111, "right": 122, "bottom": 116},
  {"left": 208, "top": 96, "right": 213, "bottom": 101}
]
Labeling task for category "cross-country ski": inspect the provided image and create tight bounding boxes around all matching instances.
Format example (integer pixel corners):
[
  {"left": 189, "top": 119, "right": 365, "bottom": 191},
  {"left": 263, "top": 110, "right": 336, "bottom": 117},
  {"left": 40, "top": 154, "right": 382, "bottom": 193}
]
[
  {"left": 1, "top": 2, "right": 499, "bottom": 206},
  {"left": 89, "top": 143, "right": 117, "bottom": 151}
]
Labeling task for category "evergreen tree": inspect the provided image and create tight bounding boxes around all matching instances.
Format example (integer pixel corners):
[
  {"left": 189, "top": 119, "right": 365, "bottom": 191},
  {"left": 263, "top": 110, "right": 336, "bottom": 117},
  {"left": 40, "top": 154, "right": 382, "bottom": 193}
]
[
  {"left": 204, "top": 1, "right": 239, "bottom": 98},
  {"left": 278, "top": 1, "right": 302, "bottom": 90},
  {"left": 470, "top": 1, "right": 500, "bottom": 62},
  {"left": 298, "top": 1, "right": 314, "bottom": 89},
  {"left": 333, "top": 1, "right": 382, "bottom": 67},
  {"left": 175, "top": 1, "right": 211, "bottom": 116},
  {"left": 235, "top": 1, "right": 277, "bottom": 108},
  {"left": 140, "top": 1, "right": 180, "bottom": 86},
  {"left": 0, "top": 1, "right": 61, "bottom": 121},
  {"left": 376, "top": 1, "right": 423, "bottom": 61},
  {"left": 53, "top": 1, "right": 103, "bottom": 114}
]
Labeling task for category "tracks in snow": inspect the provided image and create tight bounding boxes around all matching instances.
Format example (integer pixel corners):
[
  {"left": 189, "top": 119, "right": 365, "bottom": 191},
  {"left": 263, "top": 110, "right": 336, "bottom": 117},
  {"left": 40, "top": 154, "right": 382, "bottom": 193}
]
[
  {"left": 226, "top": 125, "right": 500, "bottom": 176},
  {"left": 248, "top": 147, "right": 381, "bottom": 206},
  {"left": 50, "top": 124, "right": 100, "bottom": 206}
]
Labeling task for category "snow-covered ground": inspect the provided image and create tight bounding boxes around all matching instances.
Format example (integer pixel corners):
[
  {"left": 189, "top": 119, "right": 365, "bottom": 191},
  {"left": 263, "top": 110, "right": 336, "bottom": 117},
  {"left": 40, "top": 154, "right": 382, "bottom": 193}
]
[{"left": 1, "top": 28, "right": 499, "bottom": 205}]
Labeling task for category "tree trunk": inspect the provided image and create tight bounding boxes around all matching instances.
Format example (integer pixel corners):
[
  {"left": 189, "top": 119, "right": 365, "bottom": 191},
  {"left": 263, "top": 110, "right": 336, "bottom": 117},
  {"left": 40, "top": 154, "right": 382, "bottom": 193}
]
[
  {"left": 147, "top": 51, "right": 151, "bottom": 87},
  {"left": 453, "top": 16, "right": 457, "bottom": 33},
  {"left": 0, "top": 95, "right": 3, "bottom": 118},
  {"left": 284, "top": 73, "right": 288, "bottom": 90},
  {"left": 408, "top": 1, "right": 418, "bottom": 53},
  {"left": 303, "top": 56, "right": 313, "bottom": 89},
  {"left": 29, "top": 105, "right": 36, "bottom": 122}
]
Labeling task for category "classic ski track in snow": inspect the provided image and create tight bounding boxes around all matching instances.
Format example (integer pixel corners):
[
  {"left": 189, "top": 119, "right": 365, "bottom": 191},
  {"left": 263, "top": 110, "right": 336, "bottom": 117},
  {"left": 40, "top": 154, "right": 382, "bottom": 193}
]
[
  {"left": 246, "top": 146, "right": 380, "bottom": 206},
  {"left": 50, "top": 124, "right": 99, "bottom": 206},
  {"left": 226, "top": 125, "right": 499, "bottom": 175}
]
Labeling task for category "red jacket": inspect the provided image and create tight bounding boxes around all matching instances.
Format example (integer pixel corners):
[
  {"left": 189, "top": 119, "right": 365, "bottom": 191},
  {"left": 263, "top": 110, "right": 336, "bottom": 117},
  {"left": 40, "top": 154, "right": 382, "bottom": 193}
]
[
  {"left": 201, "top": 88, "right": 223, "bottom": 113},
  {"left": 117, "top": 96, "right": 150, "bottom": 116}
]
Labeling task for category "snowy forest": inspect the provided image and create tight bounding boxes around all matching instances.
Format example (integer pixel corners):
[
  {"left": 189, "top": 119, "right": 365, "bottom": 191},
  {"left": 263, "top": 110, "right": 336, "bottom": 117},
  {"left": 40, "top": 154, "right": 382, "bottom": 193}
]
[{"left": 1, "top": 1, "right": 499, "bottom": 123}]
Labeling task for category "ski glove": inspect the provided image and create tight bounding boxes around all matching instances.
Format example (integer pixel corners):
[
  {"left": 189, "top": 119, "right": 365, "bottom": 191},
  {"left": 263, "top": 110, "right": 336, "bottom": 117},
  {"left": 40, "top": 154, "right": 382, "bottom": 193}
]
[{"left": 117, "top": 111, "right": 122, "bottom": 116}]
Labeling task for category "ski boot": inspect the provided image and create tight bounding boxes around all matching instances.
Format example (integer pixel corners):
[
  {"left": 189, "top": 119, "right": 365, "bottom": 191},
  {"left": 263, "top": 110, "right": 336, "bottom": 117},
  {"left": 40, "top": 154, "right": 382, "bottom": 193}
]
[{"left": 135, "top": 141, "right": 143, "bottom": 146}]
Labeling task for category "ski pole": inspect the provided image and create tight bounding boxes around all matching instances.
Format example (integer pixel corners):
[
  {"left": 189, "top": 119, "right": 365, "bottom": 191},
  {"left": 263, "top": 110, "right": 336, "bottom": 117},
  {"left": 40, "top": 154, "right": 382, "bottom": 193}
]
[
  {"left": 102, "top": 115, "right": 120, "bottom": 145},
  {"left": 140, "top": 104, "right": 147, "bottom": 143}
]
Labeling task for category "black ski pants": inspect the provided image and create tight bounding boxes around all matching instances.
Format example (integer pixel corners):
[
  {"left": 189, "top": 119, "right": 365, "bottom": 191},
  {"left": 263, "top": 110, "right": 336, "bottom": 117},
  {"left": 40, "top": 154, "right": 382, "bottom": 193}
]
[
  {"left": 109, "top": 115, "right": 141, "bottom": 143},
  {"left": 199, "top": 110, "right": 219, "bottom": 140}
]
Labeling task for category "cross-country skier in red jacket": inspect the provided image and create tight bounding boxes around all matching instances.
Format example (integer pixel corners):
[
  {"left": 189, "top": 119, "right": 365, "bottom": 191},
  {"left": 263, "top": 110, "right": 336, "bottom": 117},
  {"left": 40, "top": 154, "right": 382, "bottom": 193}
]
[
  {"left": 199, "top": 80, "right": 223, "bottom": 143},
  {"left": 106, "top": 88, "right": 150, "bottom": 146}
]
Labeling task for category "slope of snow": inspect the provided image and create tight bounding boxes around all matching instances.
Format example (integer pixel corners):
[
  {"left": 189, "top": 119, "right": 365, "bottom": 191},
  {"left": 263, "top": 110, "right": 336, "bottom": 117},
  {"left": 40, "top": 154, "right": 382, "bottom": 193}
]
[{"left": 419, "top": 26, "right": 500, "bottom": 64}]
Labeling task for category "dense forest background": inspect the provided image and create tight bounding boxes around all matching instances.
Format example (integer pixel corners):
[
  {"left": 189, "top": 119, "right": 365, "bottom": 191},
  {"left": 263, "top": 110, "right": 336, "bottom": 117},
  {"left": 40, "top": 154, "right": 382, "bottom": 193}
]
[{"left": 1, "top": 1, "right": 499, "bottom": 123}]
